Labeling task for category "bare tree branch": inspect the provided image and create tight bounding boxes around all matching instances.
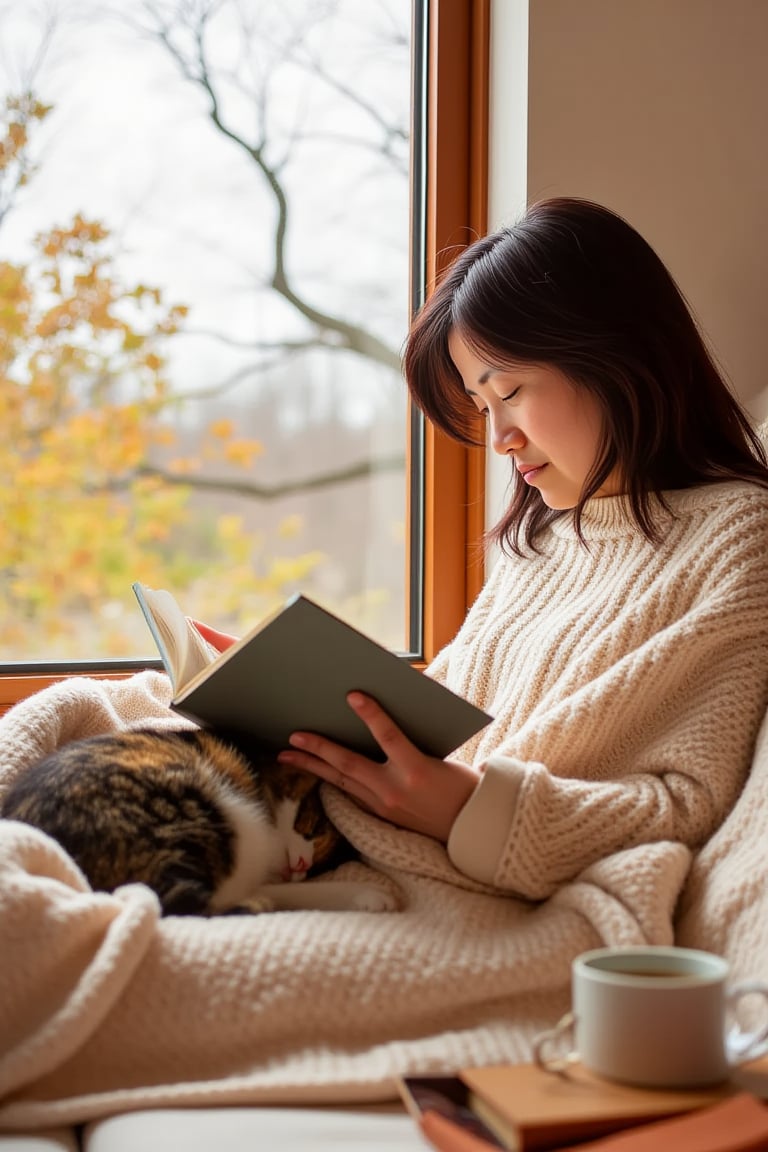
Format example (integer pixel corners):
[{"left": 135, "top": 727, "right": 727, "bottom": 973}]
[
  {"left": 282, "top": 43, "right": 408, "bottom": 175},
  {"left": 0, "top": 7, "right": 56, "bottom": 230},
  {"left": 96, "top": 451, "right": 406, "bottom": 499},
  {"left": 132, "top": 0, "right": 403, "bottom": 373}
]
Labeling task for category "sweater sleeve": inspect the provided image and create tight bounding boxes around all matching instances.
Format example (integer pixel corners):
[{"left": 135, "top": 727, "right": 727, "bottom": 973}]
[{"left": 447, "top": 589, "right": 768, "bottom": 899}]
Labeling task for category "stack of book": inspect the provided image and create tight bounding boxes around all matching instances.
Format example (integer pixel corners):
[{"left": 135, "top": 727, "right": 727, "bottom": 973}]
[{"left": 398, "top": 1057, "right": 768, "bottom": 1151}]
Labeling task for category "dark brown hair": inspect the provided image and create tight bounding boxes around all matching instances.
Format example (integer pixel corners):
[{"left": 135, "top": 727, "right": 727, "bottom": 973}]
[{"left": 404, "top": 197, "right": 768, "bottom": 554}]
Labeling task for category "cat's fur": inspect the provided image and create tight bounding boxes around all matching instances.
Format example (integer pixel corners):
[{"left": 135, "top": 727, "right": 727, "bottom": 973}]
[{"left": 0, "top": 727, "right": 395, "bottom": 916}]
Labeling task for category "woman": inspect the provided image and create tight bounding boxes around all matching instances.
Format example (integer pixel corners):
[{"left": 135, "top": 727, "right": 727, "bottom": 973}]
[
  {"left": 3, "top": 198, "right": 768, "bottom": 1123},
  {"left": 278, "top": 197, "right": 768, "bottom": 898}
]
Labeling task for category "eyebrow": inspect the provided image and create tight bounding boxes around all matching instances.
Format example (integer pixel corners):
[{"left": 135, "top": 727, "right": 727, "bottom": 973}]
[{"left": 464, "top": 367, "right": 497, "bottom": 397}]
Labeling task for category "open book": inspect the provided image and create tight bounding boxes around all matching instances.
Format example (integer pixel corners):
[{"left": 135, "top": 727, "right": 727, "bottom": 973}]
[{"left": 133, "top": 583, "right": 492, "bottom": 760}]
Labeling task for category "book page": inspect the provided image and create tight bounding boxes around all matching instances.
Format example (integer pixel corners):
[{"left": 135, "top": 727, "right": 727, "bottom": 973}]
[
  {"left": 181, "top": 616, "right": 221, "bottom": 683},
  {"left": 133, "top": 584, "right": 219, "bottom": 691}
]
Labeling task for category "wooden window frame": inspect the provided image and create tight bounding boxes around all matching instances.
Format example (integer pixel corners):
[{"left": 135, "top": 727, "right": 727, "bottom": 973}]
[
  {"left": 0, "top": 0, "right": 490, "bottom": 712},
  {"left": 417, "top": 0, "right": 489, "bottom": 664}
]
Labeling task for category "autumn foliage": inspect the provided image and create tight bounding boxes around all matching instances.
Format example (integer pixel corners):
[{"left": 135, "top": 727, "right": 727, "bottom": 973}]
[{"left": 0, "top": 95, "right": 323, "bottom": 659}]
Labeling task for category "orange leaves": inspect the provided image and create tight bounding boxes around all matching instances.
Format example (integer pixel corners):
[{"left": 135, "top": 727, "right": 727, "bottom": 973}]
[
  {"left": 0, "top": 120, "right": 28, "bottom": 171},
  {"left": 3, "top": 93, "right": 51, "bottom": 128},
  {"left": 0, "top": 92, "right": 51, "bottom": 182},
  {"left": 0, "top": 263, "right": 32, "bottom": 352},
  {"left": 206, "top": 418, "right": 264, "bottom": 469},
  {"left": 38, "top": 214, "right": 110, "bottom": 263},
  {"left": 167, "top": 455, "right": 201, "bottom": 475},
  {"left": 223, "top": 438, "right": 263, "bottom": 467},
  {"left": 0, "top": 86, "right": 335, "bottom": 659},
  {"left": 209, "top": 418, "right": 235, "bottom": 438}
]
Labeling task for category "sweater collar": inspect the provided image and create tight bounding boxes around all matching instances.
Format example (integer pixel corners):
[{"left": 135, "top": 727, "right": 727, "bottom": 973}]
[{"left": 548, "top": 481, "right": 752, "bottom": 541}]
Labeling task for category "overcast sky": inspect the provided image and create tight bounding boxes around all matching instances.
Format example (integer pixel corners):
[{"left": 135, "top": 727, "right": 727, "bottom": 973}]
[{"left": 0, "top": 0, "right": 411, "bottom": 426}]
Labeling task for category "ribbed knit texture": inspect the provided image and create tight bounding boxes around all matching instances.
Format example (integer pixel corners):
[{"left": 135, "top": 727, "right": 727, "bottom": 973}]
[
  {"left": 0, "top": 481, "right": 767, "bottom": 1130},
  {"left": 436, "top": 483, "right": 768, "bottom": 896}
]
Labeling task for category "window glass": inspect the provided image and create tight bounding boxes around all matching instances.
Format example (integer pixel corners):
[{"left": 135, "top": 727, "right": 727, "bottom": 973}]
[{"left": 0, "top": 0, "right": 413, "bottom": 663}]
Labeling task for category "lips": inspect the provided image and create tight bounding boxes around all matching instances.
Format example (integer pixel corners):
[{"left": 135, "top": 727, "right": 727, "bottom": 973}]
[{"left": 518, "top": 463, "right": 548, "bottom": 484}]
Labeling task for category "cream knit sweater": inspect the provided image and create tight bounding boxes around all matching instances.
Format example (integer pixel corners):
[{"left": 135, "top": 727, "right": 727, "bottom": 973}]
[
  {"left": 1, "top": 480, "right": 767, "bottom": 1129},
  {"left": 436, "top": 481, "right": 768, "bottom": 896}
]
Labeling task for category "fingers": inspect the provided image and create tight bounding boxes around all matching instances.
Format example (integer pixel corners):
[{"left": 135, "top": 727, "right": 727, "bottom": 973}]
[
  {"left": 345, "top": 691, "right": 415, "bottom": 758},
  {"left": 276, "top": 733, "right": 380, "bottom": 809},
  {"left": 277, "top": 703, "right": 479, "bottom": 842},
  {"left": 279, "top": 694, "right": 405, "bottom": 776},
  {"left": 191, "top": 620, "right": 239, "bottom": 652},
  {"left": 277, "top": 693, "right": 421, "bottom": 819},
  {"left": 280, "top": 736, "right": 368, "bottom": 785}
]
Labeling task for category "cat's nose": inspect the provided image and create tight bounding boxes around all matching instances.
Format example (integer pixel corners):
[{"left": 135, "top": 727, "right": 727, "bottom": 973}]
[{"left": 282, "top": 856, "right": 309, "bottom": 882}]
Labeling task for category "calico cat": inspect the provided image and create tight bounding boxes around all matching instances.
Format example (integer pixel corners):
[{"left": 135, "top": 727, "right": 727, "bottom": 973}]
[{"left": 0, "top": 727, "right": 394, "bottom": 916}]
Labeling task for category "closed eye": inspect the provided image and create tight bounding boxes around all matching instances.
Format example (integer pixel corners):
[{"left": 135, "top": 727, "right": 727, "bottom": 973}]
[
  {"left": 467, "top": 386, "right": 520, "bottom": 417},
  {"left": 477, "top": 389, "right": 520, "bottom": 415}
]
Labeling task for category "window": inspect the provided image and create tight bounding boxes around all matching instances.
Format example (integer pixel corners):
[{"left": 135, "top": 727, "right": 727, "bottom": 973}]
[{"left": 0, "top": 0, "right": 488, "bottom": 710}]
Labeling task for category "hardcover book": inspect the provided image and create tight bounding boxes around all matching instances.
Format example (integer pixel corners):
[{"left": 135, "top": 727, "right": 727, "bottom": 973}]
[
  {"left": 398, "top": 1061, "right": 738, "bottom": 1152},
  {"left": 557, "top": 1092, "right": 768, "bottom": 1151},
  {"left": 133, "top": 583, "right": 492, "bottom": 759}
]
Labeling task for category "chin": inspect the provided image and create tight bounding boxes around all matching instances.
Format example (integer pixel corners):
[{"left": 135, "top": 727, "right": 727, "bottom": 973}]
[{"left": 539, "top": 492, "right": 579, "bottom": 510}]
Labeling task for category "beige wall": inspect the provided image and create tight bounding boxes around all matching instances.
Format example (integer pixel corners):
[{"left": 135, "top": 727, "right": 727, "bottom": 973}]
[{"left": 490, "top": 0, "right": 768, "bottom": 421}]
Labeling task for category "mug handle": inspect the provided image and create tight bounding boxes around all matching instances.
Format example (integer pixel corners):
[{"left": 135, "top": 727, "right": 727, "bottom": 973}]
[
  {"left": 726, "top": 981, "right": 768, "bottom": 1064},
  {"left": 532, "top": 1011, "right": 579, "bottom": 1075}
]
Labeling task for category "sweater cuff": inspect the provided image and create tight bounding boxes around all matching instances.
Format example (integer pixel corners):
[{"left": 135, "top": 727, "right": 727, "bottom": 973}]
[{"left": 447, "top": 757, "right": 527, "bottom": 886}]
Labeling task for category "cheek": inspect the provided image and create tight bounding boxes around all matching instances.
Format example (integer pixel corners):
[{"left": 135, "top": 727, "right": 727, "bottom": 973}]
[{"left": 557, "top": 404, "right": 604, "bottom": 473}]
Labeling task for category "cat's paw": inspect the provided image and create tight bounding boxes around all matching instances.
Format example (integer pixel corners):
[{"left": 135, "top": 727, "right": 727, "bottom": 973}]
[
  {"left": 347, "top": 884, "right": 399, "bottom": 912},
  {"left": 235, "top": 893, "right": 276, "bottom": 914}
]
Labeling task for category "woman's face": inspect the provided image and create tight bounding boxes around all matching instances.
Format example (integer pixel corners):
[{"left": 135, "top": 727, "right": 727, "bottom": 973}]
[{"left": 448, "top": 330, "right": 621, "bottom": 509}]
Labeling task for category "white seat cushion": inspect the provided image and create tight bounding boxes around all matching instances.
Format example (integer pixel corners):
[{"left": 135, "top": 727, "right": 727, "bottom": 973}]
[
  {"left": 0, "top": 1133, "right": 78, "bottom": 1152},
  {"left": 83, "top": 1104, "right": 422, "bottom": 1152}
]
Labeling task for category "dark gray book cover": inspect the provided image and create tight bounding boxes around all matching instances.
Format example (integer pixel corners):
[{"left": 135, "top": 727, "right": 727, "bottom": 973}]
[{"left": 135, "top": 587, "right": 492, "bottom": 760}]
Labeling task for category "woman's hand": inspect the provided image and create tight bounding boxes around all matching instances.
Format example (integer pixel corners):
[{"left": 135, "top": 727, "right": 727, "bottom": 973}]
[
  {"left": 191, "top": 619, "right": 239, "bottom": 653},
  {"left": 277, "top": 691, "right": 481, "bottom": 842}
]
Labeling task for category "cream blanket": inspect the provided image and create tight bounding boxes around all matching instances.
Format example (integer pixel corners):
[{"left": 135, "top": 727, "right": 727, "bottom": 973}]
[{"left": 0, "top": 671, "right": 764, "bottom": 1131}]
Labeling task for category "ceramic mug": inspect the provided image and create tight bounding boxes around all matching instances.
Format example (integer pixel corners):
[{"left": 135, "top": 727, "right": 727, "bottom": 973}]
[{"left": 533, "top": 946, "right": 768, "bottom": 1088}]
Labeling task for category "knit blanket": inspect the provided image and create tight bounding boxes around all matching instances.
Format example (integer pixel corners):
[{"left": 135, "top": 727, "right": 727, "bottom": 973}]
[{"left": 0, "top": 670, "right": 763, "bottom": 1131}]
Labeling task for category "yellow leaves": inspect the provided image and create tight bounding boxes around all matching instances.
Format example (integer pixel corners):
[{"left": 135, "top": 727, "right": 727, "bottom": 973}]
[
  {"left": 205, "top": 419, "right": 264, "bottom": 469},
  {"left": 265, "top": 552, "right": 325, "bottom": 587},
  {"left": 34, "top": 301, "right": 76, "bottom": 338},
  {"left": 39, "top": 214, "right": 110, "bottom": 261},
  {"left": 278, "top": 514, "right": 304, "bottom": 538},
  {"left": 0, "top": 263, "right": 32, "bottom": 348},
  {"left": 0, "top": 261, "right": 28, "bottom": 302},
  {"left": 5, "top": 93, "right": 52, "bottom": 124},
  {"left": 168, "top": 455, "right": 201, "bottom": 475},
  {"left": 0, "top": 87, "right": 346, "bottom": 659},
  {"left": 0, "top": 117, "right": 29, "bottom": 170},
  {"left": 12, "top": 404, "right": 156, "bottom": 492},
  {"left": 150, "top": 424, "right": 177, "bottom": 447},
  {"left": 121, "top": 330, "right": 144, "bottom": 352},
  {"left": 129, "top": 284, "right": 163, "bottom": 306},
  {"left": 224, "top": 438, "right": 263, "bottom": 467},
  {"left": 157, "top": 304, "right": 189, "bottom": 335},
  {"left": 217, "top": 514, "right": 247, "bottom": 540},
  {"left": 143, "top": 351, "right": 162, "bottom": 372},
  {"left": 7, "top": 121, "right": 26, "bottom": 149}
]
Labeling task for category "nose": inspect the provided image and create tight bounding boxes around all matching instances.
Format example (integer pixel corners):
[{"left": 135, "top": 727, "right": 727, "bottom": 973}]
[{"left": 488, "top": 411, "right": 526, "bottom": 457}]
